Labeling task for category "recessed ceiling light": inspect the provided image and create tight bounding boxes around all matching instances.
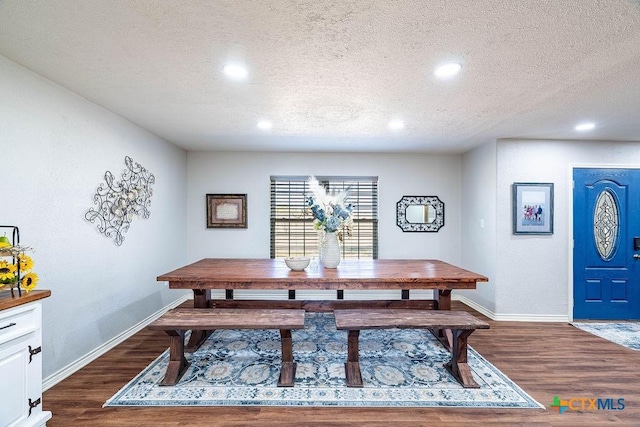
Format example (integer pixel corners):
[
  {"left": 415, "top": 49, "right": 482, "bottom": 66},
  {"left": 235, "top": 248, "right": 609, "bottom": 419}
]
[
  {"left": 257, "top": 120, "right": 272, "bottom": 130},
  {"left": 223, "top": 64, "right": 248, "bottom": 80},
  {"left": 434, "top": 62, "right": 462, "bottom": 79},
  {"left": 388, "top": 120, "right": 404, "bottom": 130},
  {"left": 575, "top": 122, "right": 595, "bottom": 132}
]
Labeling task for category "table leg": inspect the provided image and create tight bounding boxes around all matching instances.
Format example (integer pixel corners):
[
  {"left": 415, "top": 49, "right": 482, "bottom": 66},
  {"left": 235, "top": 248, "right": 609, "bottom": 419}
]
[
  {"left": 434, "top": 289, "right": 452, "bottom": 310},
  {"left": 278, "top": 329, "right": 296, "bottom": 387},
  {"left": 345, "top": 330, "right": 363, "bottom": 387},
  {"left": 191, "top": 289, "right": 211, "bottom": 309},
  {"left": 443, "top": 329, "right": 480, "bottom": 388},
  {"left": 186, "top": 289, "right": 212, "bottom": 351}
]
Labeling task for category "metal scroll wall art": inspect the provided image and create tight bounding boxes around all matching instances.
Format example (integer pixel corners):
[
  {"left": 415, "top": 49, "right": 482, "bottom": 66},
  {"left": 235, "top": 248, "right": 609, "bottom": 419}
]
[{"left": 85, "top": 156, "right": 155, "bottom": 246}]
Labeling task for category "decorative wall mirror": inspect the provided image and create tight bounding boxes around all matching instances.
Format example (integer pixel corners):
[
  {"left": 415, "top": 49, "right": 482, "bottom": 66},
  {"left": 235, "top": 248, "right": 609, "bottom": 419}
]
[{"left": 396, "top": 196, "right": 445, "bottom": 232}]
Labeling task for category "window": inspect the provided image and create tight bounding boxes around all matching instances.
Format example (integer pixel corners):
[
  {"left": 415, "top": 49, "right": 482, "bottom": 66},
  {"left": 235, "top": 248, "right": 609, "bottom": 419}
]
[{"left": 270, "top": 176, "right": 378, "bottom": 259}]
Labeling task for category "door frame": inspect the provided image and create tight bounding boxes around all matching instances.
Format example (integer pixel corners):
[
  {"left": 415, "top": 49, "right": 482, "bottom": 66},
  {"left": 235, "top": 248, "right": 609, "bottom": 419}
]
[{"left": 567, "top": 163, "right": 640, "bottom": 321}]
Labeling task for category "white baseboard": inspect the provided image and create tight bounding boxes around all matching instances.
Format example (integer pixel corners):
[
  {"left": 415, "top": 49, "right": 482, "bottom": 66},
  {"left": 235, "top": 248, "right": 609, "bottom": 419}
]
[
  {"left": 453, "top": 294, "right": 496, "bottom": 319},
  {"left": 42, "top": 294, "right": 191, "bottom": 391},
  {"left": 454, "top": 294, "right": 569, "bottom": 322}
]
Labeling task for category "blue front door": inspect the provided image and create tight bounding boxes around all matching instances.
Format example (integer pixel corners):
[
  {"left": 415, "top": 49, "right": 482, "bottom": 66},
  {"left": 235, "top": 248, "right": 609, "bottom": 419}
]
[{"left": 573, "top": 168, "right": 640, "bottom": 320}]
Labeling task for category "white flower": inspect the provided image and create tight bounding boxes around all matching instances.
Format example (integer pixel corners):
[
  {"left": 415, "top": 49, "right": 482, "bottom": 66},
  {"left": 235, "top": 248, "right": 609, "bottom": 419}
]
[{"left": 306, "top": 176, "right": 354, "bottom": 236}]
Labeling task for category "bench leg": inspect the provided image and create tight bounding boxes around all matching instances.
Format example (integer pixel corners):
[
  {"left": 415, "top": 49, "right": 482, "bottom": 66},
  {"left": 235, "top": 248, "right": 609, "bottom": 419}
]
[
  {"left": 345, "top": 330, "right": 363, "bottom": 387},
  {"left": 160, "top": 330, "right": 190, "bottom": 386},
  {"left": 429, "top": 327, "right": 454, "bottom": 351},
  {"left": 186, "top": 329, "right": 213, "bottom": 352},
  {"left": 277, "top": 329, "right": 296, "bottom": 387},
  {"left": 430, "top": 290, "right": 454, "bottom": 350},
  {"left": 443, "top": 329, "right": 480, "bottom": 388}
]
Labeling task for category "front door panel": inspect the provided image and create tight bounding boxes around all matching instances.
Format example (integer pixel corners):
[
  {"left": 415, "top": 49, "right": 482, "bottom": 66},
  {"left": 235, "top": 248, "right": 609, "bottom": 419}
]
[{"left": 573, "top": 168, "right": 640, "bottom": 319}]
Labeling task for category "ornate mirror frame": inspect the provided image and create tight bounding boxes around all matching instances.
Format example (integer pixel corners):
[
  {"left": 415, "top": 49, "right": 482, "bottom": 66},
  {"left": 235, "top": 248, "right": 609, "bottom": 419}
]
[{"left": 396, "top": 196, "right": 445, "bottom": 232}]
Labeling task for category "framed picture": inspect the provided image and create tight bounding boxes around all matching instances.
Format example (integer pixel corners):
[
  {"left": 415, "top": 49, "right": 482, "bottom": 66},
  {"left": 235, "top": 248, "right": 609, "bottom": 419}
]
[
  {"left": 512, "top": 183, "right": 553, "bottom": 235},
  {"left": 206, "top": 194, "right": 247, "bottom": 228}
]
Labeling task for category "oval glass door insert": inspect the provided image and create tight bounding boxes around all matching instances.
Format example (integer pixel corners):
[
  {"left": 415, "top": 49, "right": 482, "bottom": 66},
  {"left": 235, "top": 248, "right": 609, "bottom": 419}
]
[{"left": 593, "top": 190, "right": 619, "bottom": 260}]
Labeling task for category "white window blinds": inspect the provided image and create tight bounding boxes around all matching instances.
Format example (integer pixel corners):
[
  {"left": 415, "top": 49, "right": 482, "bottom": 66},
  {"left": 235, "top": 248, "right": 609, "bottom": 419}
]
[{"left": 270, "top": 176, "right": 378, "bottom": 259}]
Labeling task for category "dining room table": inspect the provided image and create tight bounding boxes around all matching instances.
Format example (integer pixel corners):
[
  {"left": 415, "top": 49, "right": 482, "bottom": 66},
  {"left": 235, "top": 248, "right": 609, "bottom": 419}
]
[{"left": 157, "top": 258, "right": 488, "bottom": 350}]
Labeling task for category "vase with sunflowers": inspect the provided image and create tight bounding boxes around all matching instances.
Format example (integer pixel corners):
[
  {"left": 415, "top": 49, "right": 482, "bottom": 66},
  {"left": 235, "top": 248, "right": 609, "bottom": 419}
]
[{"left": 0, "top": 247, "right": 39, "bottom": 294}]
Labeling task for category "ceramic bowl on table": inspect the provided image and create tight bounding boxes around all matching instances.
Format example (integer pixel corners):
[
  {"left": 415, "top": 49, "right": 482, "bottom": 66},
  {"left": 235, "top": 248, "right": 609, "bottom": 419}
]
[{"left": 284, "top": 256, "right": 310, "bottom": 271}]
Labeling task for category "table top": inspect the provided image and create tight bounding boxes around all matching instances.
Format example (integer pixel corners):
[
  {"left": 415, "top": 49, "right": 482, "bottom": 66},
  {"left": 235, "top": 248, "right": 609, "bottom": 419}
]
[
  {"left": 157, "top": 258, "right": 488, "bottom": 291},
  {"left": 0, "top": 289, "right": 51, "bottom": 312}
]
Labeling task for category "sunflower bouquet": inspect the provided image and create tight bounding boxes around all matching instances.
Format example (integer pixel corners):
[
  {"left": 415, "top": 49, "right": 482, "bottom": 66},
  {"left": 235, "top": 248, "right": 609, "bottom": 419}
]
[{"left": 0, "top": 247, "right": 39, "bottom": 293}]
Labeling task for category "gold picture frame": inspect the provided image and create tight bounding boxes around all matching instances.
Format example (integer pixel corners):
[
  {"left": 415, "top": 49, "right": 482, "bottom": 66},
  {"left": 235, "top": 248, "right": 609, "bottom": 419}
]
[{"left": 206, "top": 194, "right": 247, "bottom": 228}]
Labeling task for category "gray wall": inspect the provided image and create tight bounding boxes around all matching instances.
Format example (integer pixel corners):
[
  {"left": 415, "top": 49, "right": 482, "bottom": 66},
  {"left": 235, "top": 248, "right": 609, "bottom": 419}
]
[
  {"left": 0, "top": 55, "right": 189, "bottom": 381},
  {"left": 460, "top": 141, "right": 497, "bottom": 312},
  {"left": 459, "top": 138, "right": 640, "bottom": 321},
  {"left": 495, "top": 139, "right": 640, "bottom": 320},
  {"left": 186, "top": 151, "right": 463, "bottom": 300}
]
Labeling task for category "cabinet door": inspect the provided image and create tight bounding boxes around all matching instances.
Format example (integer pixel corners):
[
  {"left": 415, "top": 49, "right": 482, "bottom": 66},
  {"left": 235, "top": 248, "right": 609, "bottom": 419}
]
[{"left": 0, "top": 343, "right": 29, "bottom": 426}]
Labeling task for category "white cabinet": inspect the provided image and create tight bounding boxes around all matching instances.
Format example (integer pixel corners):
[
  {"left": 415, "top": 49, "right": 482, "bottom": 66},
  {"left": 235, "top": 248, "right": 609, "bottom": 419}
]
[{"left": 0, "top": 291, "right": 51, "bottom": 427}]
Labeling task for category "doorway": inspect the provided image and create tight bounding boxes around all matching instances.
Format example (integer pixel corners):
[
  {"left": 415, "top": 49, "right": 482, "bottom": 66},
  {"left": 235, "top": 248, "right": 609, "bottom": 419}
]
[{"left": 573, "top": 168, "right": 640, "bottom": 320}]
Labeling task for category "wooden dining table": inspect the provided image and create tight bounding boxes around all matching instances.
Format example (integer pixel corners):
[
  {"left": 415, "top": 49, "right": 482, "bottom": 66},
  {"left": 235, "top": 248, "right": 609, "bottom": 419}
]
[{"left": 157, "top": 258, "right": 488, "bottom": 350}]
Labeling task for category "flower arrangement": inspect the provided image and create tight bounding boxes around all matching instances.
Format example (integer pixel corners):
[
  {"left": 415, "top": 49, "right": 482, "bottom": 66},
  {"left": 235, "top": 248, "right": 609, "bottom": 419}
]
[
  {"left": 0, "top": 246, "right": 39, "bottom": 293},
  {"left": 306, "top": 176, "right": 354, "bottom": 240}
]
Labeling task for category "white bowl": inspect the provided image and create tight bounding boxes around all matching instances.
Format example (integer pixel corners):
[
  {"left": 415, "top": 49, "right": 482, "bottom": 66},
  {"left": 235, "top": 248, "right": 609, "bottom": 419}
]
[{"left": 285, "top": 257, "right": 310, "bottom": 271}]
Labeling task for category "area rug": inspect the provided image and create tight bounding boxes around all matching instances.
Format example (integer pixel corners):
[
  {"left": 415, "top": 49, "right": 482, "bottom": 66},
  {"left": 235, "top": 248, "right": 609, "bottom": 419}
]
[
  {"left": 571, "top": 322, "right": 640, "bottom": 350},
  {"left": 105, "top": 313, "right": 542, "bottom": 408}
]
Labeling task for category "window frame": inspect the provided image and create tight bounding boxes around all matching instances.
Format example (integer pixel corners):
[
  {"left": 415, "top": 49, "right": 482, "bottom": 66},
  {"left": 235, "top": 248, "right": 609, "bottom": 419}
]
[{"left": 270, "top": 175, "right": 378, "bottom": 260}]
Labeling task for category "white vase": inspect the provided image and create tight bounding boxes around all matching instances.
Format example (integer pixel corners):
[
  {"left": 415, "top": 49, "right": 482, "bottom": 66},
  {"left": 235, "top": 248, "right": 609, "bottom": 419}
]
[{"left": 319, "top": 232, "right": 341, "bottom": 268}]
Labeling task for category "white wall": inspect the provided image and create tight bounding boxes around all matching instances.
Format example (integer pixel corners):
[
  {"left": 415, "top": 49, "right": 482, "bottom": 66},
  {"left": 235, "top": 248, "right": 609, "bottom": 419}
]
[
  {"left": 495, "top": 138, "right": 640, "bottom": 319},
  {"left": 186, "top": 151, "right": 462, "bottom": 299},
  {"left": 0, "top": 56, "right": 189, "bottom": 380},
  {"left": 460, "top": 141, "right": 496, "bottom": 312}
]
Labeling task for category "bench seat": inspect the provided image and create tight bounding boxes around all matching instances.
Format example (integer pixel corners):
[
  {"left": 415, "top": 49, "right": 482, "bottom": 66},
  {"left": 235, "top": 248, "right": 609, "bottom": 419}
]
[
  {"left": 334, "top": 309, "right": 489, "bottom": 388},
  {"left": 148, "top": 308, "right": 305, "bottom": 387}
]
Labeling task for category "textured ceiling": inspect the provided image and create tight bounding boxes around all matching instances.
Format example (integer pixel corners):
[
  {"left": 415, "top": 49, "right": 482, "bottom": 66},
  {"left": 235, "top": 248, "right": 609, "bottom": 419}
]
[{"left": 1, "top": 0, "right": 639, "bottom": 153}]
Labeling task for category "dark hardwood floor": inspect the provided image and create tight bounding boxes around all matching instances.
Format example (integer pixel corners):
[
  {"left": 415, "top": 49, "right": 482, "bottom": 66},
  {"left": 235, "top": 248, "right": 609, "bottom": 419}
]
[{"left": 43, "top": 302, "right": 640, "bottom": 426}]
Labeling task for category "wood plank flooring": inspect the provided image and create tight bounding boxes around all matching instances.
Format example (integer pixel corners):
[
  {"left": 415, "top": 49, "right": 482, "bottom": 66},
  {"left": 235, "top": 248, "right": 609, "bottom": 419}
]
[{"left": 43, "top": 302, "right": 640, "bottom": 426}]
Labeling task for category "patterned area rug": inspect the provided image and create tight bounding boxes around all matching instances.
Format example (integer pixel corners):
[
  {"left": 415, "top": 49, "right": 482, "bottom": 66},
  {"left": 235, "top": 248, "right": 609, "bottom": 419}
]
[
  {"left": 571, "top": 322, "right": 640, "bottom": 350},
  {"left": 106, "top": 313, "right": 542, "bottom": 408}
]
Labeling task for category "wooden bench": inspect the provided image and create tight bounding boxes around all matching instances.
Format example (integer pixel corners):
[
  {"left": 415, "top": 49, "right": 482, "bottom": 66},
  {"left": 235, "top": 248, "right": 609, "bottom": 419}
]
[
  {"left": 148, "top": 308, "right": 305, "bottom": 387},
  {"left": 333, "top": 309, "right": 490, "bottom": 388}
]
